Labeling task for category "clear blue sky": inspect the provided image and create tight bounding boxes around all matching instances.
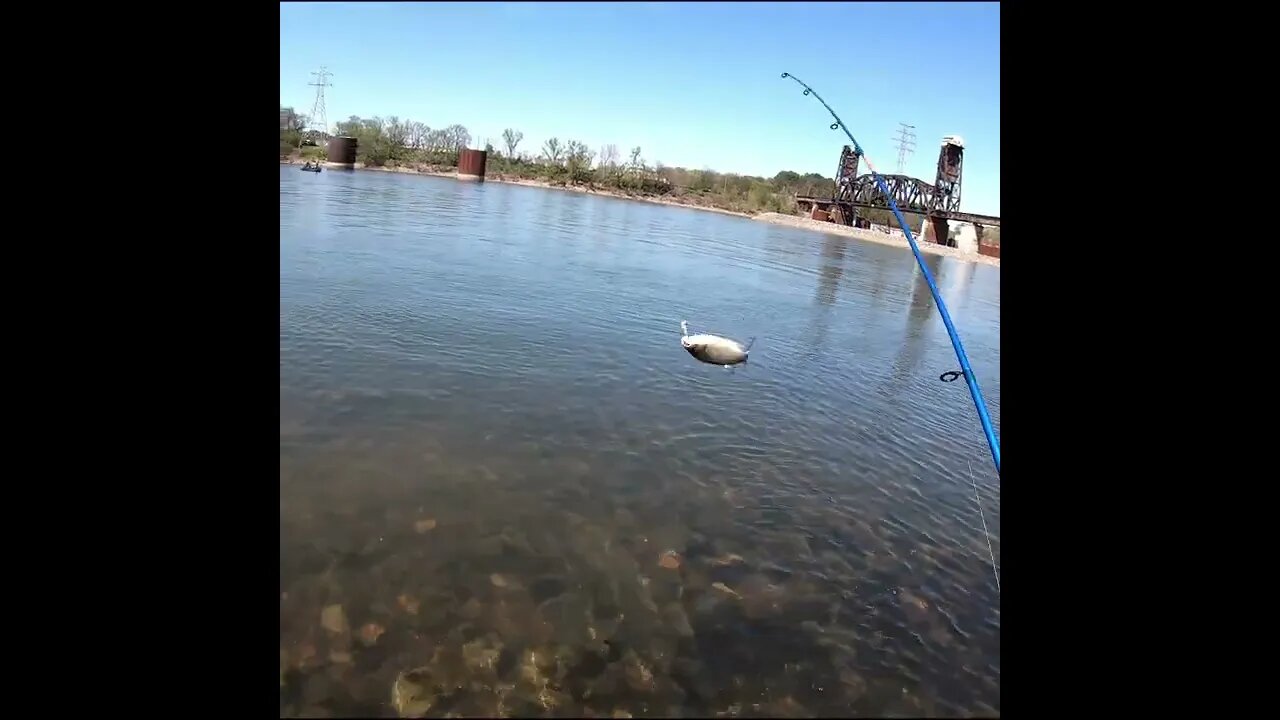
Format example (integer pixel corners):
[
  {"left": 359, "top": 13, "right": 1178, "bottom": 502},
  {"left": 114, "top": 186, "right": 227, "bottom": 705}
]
[{"left": 281, "top": 2, "right": 1000, "bottom": 215}]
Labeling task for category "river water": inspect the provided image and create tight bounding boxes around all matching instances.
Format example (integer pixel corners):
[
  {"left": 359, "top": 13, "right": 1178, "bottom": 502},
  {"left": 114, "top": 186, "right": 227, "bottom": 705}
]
[{"left": 279, "top": 165, "right": 1001, "bottom": 717}]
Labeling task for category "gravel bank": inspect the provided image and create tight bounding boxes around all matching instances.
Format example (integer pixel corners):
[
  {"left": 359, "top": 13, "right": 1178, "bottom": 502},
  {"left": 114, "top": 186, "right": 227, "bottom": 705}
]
[{"left": 753, "top": 212, "right": 1000, "bottom": 268}]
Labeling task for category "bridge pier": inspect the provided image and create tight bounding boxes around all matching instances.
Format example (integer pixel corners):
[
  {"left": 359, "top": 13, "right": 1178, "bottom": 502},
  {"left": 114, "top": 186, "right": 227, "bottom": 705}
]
[
  {"left": 921, "top": 215, "right": 951, "bottom": 246},
  {"left": 954, "top": 223, "right": 980, "bottom": 254}
]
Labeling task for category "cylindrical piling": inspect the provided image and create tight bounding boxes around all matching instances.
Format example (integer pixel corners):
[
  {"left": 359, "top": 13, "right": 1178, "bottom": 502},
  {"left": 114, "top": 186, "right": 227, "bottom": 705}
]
[
  {"left": 326, "top": 136, "right": 358, "bottom": 169},
  {"left": 457, "top": 148, "right": 487, "bottom": 182}
]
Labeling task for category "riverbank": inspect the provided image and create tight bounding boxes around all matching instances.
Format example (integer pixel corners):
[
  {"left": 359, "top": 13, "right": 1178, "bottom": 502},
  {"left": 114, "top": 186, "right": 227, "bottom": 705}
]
[
  {"left": 752, "top": 213, "right": 1001, "bottom": 268},
  {"left": 281, "top": 159, "right": 1000, "bottom": 267},
  {"left": 281, "top": 157, "right": 753, "bottom": 219}
]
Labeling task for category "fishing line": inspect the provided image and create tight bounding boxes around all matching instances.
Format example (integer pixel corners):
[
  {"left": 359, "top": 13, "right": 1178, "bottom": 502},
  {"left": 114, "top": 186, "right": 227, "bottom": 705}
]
[
  {"left": 780, "top": 72, "right": 1000, "bottom": 477},
  {"left": 968, "top": 460, "right": 1000, "bottom": 592}
]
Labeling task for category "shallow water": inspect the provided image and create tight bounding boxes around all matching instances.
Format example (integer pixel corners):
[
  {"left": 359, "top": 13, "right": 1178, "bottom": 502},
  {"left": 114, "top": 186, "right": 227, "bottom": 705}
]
[{"left": 280, "top": 166, "right": 1001, "bottom": 717}]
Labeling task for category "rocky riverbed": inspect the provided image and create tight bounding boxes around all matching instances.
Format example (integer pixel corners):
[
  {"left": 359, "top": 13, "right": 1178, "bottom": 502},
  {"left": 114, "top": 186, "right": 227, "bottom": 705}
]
[{"left": 278, "top": 432, "right": 995, "bottom": 717}]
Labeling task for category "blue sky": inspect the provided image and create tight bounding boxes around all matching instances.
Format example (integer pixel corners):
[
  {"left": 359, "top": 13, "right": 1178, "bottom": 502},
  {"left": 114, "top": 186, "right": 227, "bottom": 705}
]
[{"left": 281, "top": 2, "right": 1000, "bottom": 215}]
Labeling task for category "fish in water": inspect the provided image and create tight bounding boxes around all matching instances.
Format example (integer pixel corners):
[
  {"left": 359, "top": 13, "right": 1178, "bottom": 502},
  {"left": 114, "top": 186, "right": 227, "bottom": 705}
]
[{"left": 680, "top": 320, "right": 755, "bottom": 368}]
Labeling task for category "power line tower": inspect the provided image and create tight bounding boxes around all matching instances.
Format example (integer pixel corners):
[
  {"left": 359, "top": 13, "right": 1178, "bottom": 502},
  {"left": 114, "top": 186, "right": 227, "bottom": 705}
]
[
  {"left": 308, "top": 66, "right": 333, "bottom": 139},
  {"left": 892, "top": 122, "right": 917, "bottom": 175}
]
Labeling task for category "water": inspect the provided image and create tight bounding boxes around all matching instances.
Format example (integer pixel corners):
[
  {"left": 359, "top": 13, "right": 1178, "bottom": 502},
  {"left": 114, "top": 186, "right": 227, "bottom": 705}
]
[{"left": 280, "top": 166, "right": 1001, "bottom": 717}]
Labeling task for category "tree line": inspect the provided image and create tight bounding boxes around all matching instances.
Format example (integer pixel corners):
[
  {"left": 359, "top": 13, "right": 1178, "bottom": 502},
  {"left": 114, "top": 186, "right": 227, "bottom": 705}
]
[
  {"left": 279, "top": 105, "right": 997, "bottom": 241},
  {"left": 279, "top": 107, "right": 842, "bottom": 214}
]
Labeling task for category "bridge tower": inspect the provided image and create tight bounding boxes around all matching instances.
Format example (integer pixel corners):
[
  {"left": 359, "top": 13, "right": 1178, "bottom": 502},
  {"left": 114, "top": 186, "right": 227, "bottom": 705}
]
[
  {"left": 834, "top": 144, "right": 861, "bottom": 201},
  {"left": 921, "top": 135, "right": 965, "bottom": 244},
  {"left": 930, "top": 135, "right": 964, "bottom": 214},
  {"left": 831, "top": 145, "right": 862, "bottom": 225}
]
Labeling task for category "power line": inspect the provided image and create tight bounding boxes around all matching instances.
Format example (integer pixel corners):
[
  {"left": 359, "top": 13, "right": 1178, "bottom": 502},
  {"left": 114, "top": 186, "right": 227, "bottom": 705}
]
[
  {"left": 892, "top": 122, "right": 917, "bottom": 175},
  {"left": 308, "top": 66, "right": 333, "bottom": 138}
]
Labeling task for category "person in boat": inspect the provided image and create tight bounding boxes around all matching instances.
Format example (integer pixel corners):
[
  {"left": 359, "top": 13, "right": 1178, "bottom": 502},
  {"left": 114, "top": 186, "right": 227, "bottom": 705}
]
[{"left": 302, "top": 160, "right": 313, "bottom": 170}]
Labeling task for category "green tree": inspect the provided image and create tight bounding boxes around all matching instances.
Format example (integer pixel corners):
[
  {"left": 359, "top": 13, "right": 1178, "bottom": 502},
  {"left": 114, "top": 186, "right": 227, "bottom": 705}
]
[
  {"left": 564, "top": 140, "right": 595, "bottom": 185},
  {"left": 542, "top": 138, "right": 564, "bottom": 165}
]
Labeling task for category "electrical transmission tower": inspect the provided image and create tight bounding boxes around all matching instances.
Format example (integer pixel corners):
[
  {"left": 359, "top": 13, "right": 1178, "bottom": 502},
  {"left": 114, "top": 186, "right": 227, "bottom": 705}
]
[
  {"left": 308, "top": 66, "right": 333, "bottom": 139},
  {"left": 892, "top": 122, "right": 917, "bottom": 175}
]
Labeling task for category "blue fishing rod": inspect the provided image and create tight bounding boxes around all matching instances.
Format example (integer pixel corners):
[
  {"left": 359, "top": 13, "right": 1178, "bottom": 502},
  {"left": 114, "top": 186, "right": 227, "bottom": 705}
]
[{"left": 781, "top": 72, "right": 1001, "bottom": 477}]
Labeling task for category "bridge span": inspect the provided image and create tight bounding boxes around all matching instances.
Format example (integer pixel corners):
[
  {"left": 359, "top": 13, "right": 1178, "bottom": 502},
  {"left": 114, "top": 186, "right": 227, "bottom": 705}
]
[{"left": 792, "top": 138, "right": 1000, "bottom": 258}]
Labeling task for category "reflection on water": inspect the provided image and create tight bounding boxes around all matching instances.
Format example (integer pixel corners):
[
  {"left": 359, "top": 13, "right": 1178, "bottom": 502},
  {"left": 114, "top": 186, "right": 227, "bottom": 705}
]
[
  {"left": 815, "top": 234, "right": 845, "bottom": 307},
  {"left": 280, "top": 167, "right": 1001, "bottom": 717}
]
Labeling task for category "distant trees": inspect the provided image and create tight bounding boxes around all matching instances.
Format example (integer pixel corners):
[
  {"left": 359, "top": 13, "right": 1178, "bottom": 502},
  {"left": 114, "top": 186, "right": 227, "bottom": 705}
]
[{"left": 323, "top": 116, "right": 474, "bottom": 166}]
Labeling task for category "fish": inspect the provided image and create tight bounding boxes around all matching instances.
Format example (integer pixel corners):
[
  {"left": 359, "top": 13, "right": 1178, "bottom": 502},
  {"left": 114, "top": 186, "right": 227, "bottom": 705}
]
[{"left": 679, "top": 320, "right": 755, "bottom": 368}]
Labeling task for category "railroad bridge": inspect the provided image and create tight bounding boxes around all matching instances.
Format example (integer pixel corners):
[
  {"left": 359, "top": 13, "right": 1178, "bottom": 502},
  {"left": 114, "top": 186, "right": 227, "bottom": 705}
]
[{"left": 794, "top": 136, "right": 1000, "bottom": 258}]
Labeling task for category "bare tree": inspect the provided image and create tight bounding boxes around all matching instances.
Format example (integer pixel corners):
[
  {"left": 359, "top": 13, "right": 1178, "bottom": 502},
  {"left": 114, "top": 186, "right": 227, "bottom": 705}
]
[
  {"left": 542, "top": 137, "right": 564, "bottom": 165},
  {"left": 443, "top": 124, "right": 471, "bottom": 151},
  {"left": 598, "top": 144, "right": 618, "bottom": 170},
  {"left": 629, "top": 146, "right": 644, "bottom": 173},
  {"left": 385, "top": 116, "right": 410, "bottom": 160},
  {"left": 409, "top": 122, "right": 429, "bottom": 151},
  {"left": 502, "top": 128, "right": 524, "bottom": 159}
]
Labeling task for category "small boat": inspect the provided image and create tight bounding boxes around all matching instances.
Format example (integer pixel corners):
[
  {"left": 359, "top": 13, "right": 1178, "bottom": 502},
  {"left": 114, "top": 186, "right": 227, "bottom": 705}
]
[{"left": 300, "top": 164, "right": 322, "bottom": 173}]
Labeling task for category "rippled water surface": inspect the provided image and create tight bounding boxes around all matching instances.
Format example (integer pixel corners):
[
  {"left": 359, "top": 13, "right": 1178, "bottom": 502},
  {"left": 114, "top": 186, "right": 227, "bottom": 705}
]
[{"left": 280, "top": 166, "right": 1001, "bottom": 717}]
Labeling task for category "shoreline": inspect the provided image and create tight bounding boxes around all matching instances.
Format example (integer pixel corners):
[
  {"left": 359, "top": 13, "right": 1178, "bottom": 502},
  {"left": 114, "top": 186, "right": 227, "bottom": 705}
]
[
  {"left": 752, "top": 213, "right": 1001, "bottom": 268},
  {"left": 281, "top": 158, "right": 1000, "bottom": 267},
  {"left": 282, "top": 158, "right": 754, "bottom": 219}
]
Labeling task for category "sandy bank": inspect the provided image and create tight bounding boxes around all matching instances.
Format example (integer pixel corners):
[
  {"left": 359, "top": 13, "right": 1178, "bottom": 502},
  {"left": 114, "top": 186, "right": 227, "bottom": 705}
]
[{"left": 752, "top": 213, "right": 1000, "bottom": 268}]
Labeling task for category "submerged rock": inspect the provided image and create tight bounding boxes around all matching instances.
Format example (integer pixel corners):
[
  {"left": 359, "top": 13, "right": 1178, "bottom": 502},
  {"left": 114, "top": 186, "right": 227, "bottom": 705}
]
[
  {"left": 622, "top": 650, "right": 655, "bottom": 693},
  {"left": 711, "top": 582, "right": 743, "bottom": 600},
  {"left": 397, "top": 593, "right": 420, "bottom": 615},
  {"left": 462, "top": 636, "right": 503, "bottom": 673},
  {"left": 358, "top": 622, "right": 385, "bottom": 646},
  {"left": 661, "top": 602, "right": 694, "bottom": 638},
  {"left": 459, "top": 597, "right": 483, "bottom": 620},
  {"left": 320, "top": 604, "right": 349, "bottom": 635},
  {"left": 709, "top": 552, "right": 746, "bottom": 567},
  {"left": 391, "top": 667, "right": 437, "bottom": 717}
]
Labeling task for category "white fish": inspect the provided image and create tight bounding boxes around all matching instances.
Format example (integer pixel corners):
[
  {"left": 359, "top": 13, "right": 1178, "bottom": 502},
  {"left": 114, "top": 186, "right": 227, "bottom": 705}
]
[{"left": 680, "top": 320, "right": 754, "bottom": 368}]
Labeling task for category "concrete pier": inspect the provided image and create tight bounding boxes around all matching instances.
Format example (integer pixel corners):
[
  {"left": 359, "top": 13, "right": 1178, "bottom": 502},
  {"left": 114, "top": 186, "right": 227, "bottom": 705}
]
[{"left": 954, "top": 223, "right": 980, "bottom": 254}]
